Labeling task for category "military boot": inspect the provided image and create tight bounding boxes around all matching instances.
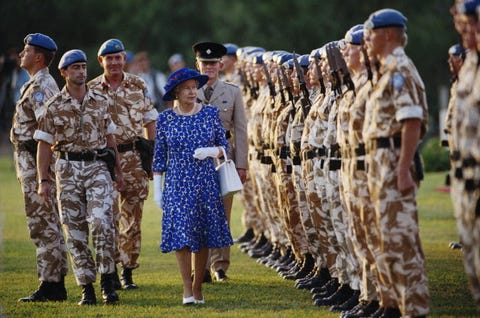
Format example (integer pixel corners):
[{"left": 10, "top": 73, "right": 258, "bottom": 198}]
[
  {"left": 121, "top": 268, "right": 138, "bottom": 290},
  {"left": 78, "top": 283, "right": 96, "bottom": 306},
  {"left": 19, "top": 279, "right": 67, "bottom": 302},
  {"left": 101, "top": 273, "right": 119, "bottom": 304}
]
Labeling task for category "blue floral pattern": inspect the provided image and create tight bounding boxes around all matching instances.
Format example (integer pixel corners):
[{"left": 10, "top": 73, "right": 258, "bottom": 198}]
[{"left": 153, "top": 105, "right": 233, "bottom": 253}]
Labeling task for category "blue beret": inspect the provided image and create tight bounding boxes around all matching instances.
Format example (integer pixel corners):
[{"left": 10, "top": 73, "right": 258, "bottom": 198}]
[
  {"left": 365, "top": 9, "right": 407, "bottom": 30},
  {"left": 282, "top": 59, "right": 294, "bottom": 70},
  {"left": 299, "top": 54, "right": 310, "bottom": 68},
  {"left": 448, "top": 44, "right": 464, "bottom": 56},
  {"left": 457, "top": 0, "right": 480, "bottom": 15},
  {"left": 252, "top": 51, "right": 264, "bottom": 64},
  {"left": 24, "top": 33, "right": 57, "bottom": 52},
  {"left": 237, "top": 46, "right": 265, "bottom": 59},
  {"left": 345, "top": 24, "right": 364, "bottom": 45},
  {"left": 58, "top": 49, "right": 87, "bottom": 69},
  {"left": 274, "top": 52, "right": 293, "bottom": 65},
  {"left": 223, "top": 43, "right": 239, "bottom": 55},
  {"left": 97, "top": 39, "right": 125, "bottom": 56},
  {"left": 163, "top": 68, "right": 208, "bottom": 101}
]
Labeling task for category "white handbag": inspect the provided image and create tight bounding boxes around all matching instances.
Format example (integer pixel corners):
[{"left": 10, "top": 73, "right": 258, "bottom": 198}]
[{"left": 216, "top": 147, "right": 243, "bottom": 197}]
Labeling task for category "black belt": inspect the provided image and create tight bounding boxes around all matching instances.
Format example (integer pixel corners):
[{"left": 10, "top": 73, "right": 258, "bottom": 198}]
[
  {"left": 369, "top": 137, "right": 401, "bottom": 150},
  {"left": 355, "top": 144, "right": 365, "bottom": 156},
  {"left": 356, "top": 160, "right": 365, "bottom": 171},
  {"left": 280, "top": 146, "right": 290, "bottom": 159},
  {"left": 450, "top": 150, "right": 460, "bottom": 161},
  {"left": 117, "top": 141, "right": 135, "bottom": 153},
  {"left": 329, "top": 159, "right": 341, "bottom": 171},
  {"left": 261, "top": 156, "right": 273, "bottom": 165},
  {"left": 292, "top": 156, "right": 301, "bottom": 165},
  {"left": 59, "top": 151, "right": 98, "bottom": 161}
]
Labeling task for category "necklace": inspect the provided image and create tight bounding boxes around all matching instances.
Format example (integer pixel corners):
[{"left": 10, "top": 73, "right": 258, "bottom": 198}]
[{"left": 175, "top": 103, "right": 197, "bottom": 116}]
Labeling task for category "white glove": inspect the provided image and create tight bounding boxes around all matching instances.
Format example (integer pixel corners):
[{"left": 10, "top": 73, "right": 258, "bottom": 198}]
[
  {"left": 153, "top": 174, "right": 163, "bottom": 208},
  {"left": 193, "top": 147, "right": 220, "bottom": 160}
]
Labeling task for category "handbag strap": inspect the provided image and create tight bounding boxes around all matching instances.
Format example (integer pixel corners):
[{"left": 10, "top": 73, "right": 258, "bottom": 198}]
[{"left": 215, "top": 147, "right": 228, "bottom": 168}]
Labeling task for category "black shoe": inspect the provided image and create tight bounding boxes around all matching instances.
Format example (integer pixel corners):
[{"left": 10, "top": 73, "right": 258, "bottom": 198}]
[
  {"left": 18, "top": 280, "right": 67, "bottom": 302},
  {"left": 330, "top": 289, "right": 359, "bottom": 312},
  {"left": 311, "top": 277, "right": 339, "bottom": 298},
  {"left": 78, "top": 283, "right": 96, "bottom": 306},
  {"left": 214, "top": 269, "right": 228, "bottom": 281},
  {"left": 352, "top": 300, "right": 380, "bottom": 318},
  {"left": 121, "top": 268, "right": 138, "bottom": 290},
  {"left": 101, "top": 273, "right": 119, "bottom": 304},
  {"left": 314, "top": 284, "right": 353, "bottom": 307},
  {"left": 297, "top": 267, "right": 330, "bottom": 290},
  {"left": 380, "top": 307, "right": 401, "bottom": 318},
  {"left": 370, "top": 306, "right": 385, "bottom": 318},
  {"left": 449, "top": 241, "right": 463, "bottom": 250},
  {"left": 234, "top": 228, "right": 255, "bottom": 243}
]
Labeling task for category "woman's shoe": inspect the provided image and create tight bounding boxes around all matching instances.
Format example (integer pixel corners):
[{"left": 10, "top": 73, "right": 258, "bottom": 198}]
[
  {"left": 183, "top": 296, "right": 195, "bottom": 305},
  {"left": 194, "top": 298, "right": 205, "bottom": 304}
]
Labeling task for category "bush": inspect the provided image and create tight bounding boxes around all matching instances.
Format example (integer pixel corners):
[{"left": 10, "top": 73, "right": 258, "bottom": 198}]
[{"left": 421, "top": 137, "right": 450, "bottom": 172}]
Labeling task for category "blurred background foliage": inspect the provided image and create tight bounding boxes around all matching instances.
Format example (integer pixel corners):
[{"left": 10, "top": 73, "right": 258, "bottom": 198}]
[{"left": 0, "top": 0, "right": 458, "bottom": 137}]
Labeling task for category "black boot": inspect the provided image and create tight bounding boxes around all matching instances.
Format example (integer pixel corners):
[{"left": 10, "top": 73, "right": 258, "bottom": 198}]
[
  {"left": 314, "top": 284, "right": 353, "bottom": 306},
  {"left": 18, "top": 280, "right": 67, "bottom": 302},
  {"left": 112, "top": 266, "right": 122, "bottom": 290},
  {"left": 121, "top": 268, "right": 138, "bottom": 290},
  {"left": 283, "top": 253, "right": 314, "bottom": 280},
  {"left": 101, "top": 273, "right": 119, "bottom": 304},
  {"left": 234, "top": 228, "right": 255, "bottom": 243},
  {"left": 78, "top": 283, "right": 96, "bottom": 306}
]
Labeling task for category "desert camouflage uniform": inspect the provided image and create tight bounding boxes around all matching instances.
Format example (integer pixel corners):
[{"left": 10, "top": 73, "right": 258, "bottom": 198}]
[
  {"left": 301, "top": 89, "right": 326, "bottom": 267},
  {"left": 34, "top": 87, "right": 117, "bottom": 285},
  {"left": 10, "top": 67, "right": 68, "bottom": 283},
  {"left": 88, "top": 73, "right": 158, "bottom": 269},
  {"left": 363, "top": 47, "right": 429, "bottom": 317},
  {"left": 456, "top": 51, "right": 480, "bottom": 308},
  {"left": 311, "top": 87, "right": 338, "bottom": 274}
]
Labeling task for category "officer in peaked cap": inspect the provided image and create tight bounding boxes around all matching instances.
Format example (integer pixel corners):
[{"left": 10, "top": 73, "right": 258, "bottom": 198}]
[
  {"left": 192, "top": 41, "right": 227, "bottom": 61},
  {"left": 193, "top": 40, "right": 248, "bottom": 283},
  {"left": 97, "top": 38, "right": 125, "bottom": 56},
  {"left": 24, "top": 33, "right": 57, "bottom": 52}
]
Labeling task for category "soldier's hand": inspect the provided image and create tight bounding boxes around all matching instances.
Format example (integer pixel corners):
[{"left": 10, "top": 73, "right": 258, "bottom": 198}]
[
  {"left": 397, "top": 167, "right": 415, "bottom": 193},
  {"left": 37, "top": 181, "right": 51, "bottom": 202}
]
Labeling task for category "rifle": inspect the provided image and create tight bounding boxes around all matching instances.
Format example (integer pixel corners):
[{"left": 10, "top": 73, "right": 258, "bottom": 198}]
[
  {"left": 276, "top": 68, "right": 286, "bottom": 106},
  {"left": 326, "top": 43, "right": 342, "bottom": 96},
  {"left": 262, "top": 62, "right": 276, "bottom": 107},
  {"left": 313, "top": 54, "right": 326, "bottom": 95},
  {"left": 292, "top": 52, "right": 312, "bottom": 115},
  {"left": 248, "top": 71, "right": 258, "bottom": 100}
]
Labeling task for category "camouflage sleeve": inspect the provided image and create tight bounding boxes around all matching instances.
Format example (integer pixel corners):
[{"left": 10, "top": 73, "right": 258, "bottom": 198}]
[
  {"left": 33, "top": 98, "right": 56, "bottom": 145},
  {"left": 392, "top": 71, "right": 424, "bottom": 122}
]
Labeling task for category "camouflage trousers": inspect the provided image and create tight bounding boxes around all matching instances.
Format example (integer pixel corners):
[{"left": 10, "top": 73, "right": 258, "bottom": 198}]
[
  {"left": 366, "top": 148, "right": 430, "bottom": 317},
  {"left": 451, "top": 167, "right": 480, "bottom": 309},
  {"left": 324, "top": 159, "right": 358, "bottom": 286},
  {"left": 273, "top": 157, "right": 309, "bottom": 258},
  {"left": 56, "top": 159, "right": 115, "bottom": 285},
  {"left": 293, "top": 163, "right": 319, "bottom": 258},
  {"left": 313, "top": 158, "right": 338, "bottom": 275},
  {"left": 113, "top": 150, "right": 149, "bottom": 269},
  {"left": 302, "top": 156, "right": 326, "bottom": 267},
  {"left": 341, "top": 158, "right": 379, "bottom": 301},
  {"left": 248, "top": 156, "right": 272, "bottom": 240},
  {"left": 13, "top": 150, "right": 68, "bottom": 282}
]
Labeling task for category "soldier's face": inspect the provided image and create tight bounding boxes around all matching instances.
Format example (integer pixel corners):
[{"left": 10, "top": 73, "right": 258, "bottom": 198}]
[
  {"left": 175, "top": 79, "right": 198, "bottom": 105},
  {"left": 197, "top": 60, "right": 221, "bottom": 81},
  {"left": 364, "top": 29, "right": 383, "bottom": 61},
  {"left": 98, "top": 52, "right": 125, "bottom": 78},
  {"left": 19, "top": 45, "right": 37, "bottom": 71},
  {"left": 344, "top": 44, "right": 361, "bottom": 71},
  {"left": 62, "top": 62, "right": 87, "bottom": 86}
]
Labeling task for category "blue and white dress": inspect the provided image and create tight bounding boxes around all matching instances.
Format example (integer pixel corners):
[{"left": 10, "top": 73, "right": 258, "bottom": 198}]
[{"left": 153, "top": 105, "right": 233, "bottom": 253}]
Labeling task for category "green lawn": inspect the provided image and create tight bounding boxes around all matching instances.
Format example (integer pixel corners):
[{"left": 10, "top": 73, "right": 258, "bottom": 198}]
[{"left": 0, "top": 156, "right": 477, "bottom": 317}]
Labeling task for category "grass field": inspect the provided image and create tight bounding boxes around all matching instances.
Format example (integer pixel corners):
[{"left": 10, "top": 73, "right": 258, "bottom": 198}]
[{"left": 0, "top": 155, "right": 478, "bottom": 317}]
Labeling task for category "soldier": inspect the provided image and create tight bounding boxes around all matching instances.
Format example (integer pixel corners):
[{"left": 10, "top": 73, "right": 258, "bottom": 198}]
[
  {"left": 10, "top": 33, "right": 69, "bottom": 302},
  {"left": 34, "top": 49, "right": 121, "bottom": 305},
  {"left": 221, "top": 43, "right": 241, "bottom": 86},
  {"left": 363, "top": 9, "right": 430, "bottom": 317},
  {"left": 193, "top": 41, "right": 248, "bottom": 281},
  {"left": 452, "top": 0, "right": 480, "bottom": 310},
  {"left": 89, "top": 39, "right": 158, "bottom": 289}
]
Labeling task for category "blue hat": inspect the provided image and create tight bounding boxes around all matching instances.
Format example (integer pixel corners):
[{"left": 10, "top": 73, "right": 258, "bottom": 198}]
[
  {"left": 364, "top": 9, "right": 407, "bottom": 30},
  {"left": 163, "top": 67, "right": 209, "bottom": 101},
  {"left": 224, "top": 43, "right": 239, "bottom": 56},
  {"left": 252, "top": 51, "right": 264, "bottom": 64},
  {"left": 192, "top": 42, "right": 227, "bottom": 61},
  {"left": 448, "top": 44, "right": 464, "bottom": 56},
  {"left": 345, "top": 24, "right": 364, "bottom": 45},
  {"left": 58, "top": 49, "right": 87, "bottom": 69},
  {"left": 299, "top": 54, "right": 310, "bottom": 68},
  {"left": 97, "top": 39, "right": 125, "bottom": 56},
  {"left": 457, "top": 0, "right": 480, "bottom": 15},
  {"left": 274, "top": 52, "right": 293, "bottom": 65},
  {"left": 24, "top": 33, "right": 57, "bottom": 52}
]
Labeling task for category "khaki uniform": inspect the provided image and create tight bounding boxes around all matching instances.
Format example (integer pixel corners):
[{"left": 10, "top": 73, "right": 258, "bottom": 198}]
[
  {"left": 10, "top": 67, "right": 68, "bottom": 283},
  {"left": 455, "top": 51, "right": 480, "bottom": 308},
  {"left": 364, "top": 47, "right": 429, "bottom": 317},
  {"left": 34, "top": 87, "right": 117, "bottom": 285},
  {"left": 88, "top": 73, "right": 158, "bottom": 269}
]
